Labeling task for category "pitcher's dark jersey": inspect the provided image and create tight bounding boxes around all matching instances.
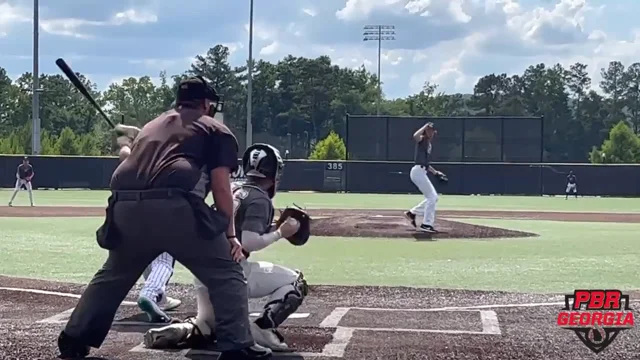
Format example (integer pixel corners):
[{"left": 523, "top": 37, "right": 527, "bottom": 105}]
[
  {"left": 232, "top": 182, "right": 274, "bottom": 258},
  {"left": 110, "top": 108, "right": 239, "bottom": 199},
  {"left": 414, "top": 139, "right": 432, "bottom": 167}
]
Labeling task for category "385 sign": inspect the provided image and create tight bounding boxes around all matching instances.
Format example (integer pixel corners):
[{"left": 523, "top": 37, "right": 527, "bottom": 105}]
[
  {"left": 326, "top": 162, "right": 343, "bottom": 171},
  {"left": 557, "top": 290, "right": 635, "bottom": 354}
]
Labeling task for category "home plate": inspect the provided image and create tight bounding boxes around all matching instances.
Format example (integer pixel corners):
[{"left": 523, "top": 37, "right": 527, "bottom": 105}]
[{"left": 250, "top": 313, "right": 309, "bottom": 319}]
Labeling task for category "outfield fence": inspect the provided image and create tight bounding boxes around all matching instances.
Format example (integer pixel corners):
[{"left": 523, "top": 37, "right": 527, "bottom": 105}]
[
  {"left": 1, "top": 155, "right": 638, "bottom": 196},
  {"left": 346, "top": 115, "right": 544, "bottom": 163}
]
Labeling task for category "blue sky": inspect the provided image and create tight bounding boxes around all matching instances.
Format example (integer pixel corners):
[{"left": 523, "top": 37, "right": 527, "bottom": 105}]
[{"left": 0, "top": 0, "right": 638, "bottom": 99}]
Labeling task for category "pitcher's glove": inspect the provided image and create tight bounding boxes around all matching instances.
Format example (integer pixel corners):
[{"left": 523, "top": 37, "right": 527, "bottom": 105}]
[
  {"left": 435, "top": 171, "right": 448, "bottom": 183},
  {"left": 274, "top": 204, "right": 311, "bottom": 246}
]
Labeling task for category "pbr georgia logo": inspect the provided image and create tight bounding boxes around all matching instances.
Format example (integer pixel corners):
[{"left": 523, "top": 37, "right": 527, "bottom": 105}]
[{"left": 557, "top": 290, "right": 634, "bottom": 353}]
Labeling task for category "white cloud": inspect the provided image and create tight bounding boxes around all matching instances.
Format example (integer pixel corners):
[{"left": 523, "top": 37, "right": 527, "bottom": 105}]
[
  {"left": 0, "top": 3, "right": 30, "bottom": 35},
  {"left": 112, "top": 9, "right": 158, "bottom": 25},
  {"left": 40, "top": 8, "right": 158, "bottom": 38},
  {"left": 244, "top": 22, "right": 277, "bottom": 41},
  {"left": 260, "top": 41, "right": 280, "bottom": 56},
  {"left": 302, "top": 8, "right": 317, "bottom": 17}
]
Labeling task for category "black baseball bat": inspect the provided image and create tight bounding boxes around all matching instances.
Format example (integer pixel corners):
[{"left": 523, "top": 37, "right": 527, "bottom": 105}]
[{"left": 55, "top": 58, "right": 115, "bottom": 129}]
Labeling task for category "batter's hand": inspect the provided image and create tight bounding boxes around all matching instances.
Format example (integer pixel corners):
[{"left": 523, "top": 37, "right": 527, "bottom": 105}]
[
  {"left": 227, "top": 236, "right": 245, "bottom": 262},
  {"left": 278, "top": 217, "right": 300, "bottom": 238}
]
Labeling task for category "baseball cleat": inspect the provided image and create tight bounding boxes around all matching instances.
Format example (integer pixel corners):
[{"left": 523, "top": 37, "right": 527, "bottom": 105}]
[
  {"left": 403, "top": 211, "right": 417, "bottom": 228},
  {"left": 7, "top": 203, "right": 12, "bottom": 207},
  {"left": 250, "top": 322, "right": 293, "bottom": 352},
  {"left": 138, "top": 295, "right": 171, "bottom": 323},
  {"left": 158, "top": 295, "right": 182, "bottom": 311},
  {"left": 418, "top": 224, "right": 438, "bottom": 233}
]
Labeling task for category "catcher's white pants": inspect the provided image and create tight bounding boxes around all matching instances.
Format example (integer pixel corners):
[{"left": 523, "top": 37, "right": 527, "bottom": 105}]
[
  {"left": 566, "top": 183, "right": 577, "bottom": 193},
  {"left": 9, "top": 179, "right": 33, "bottom": 205},
  {"left": 140, "top": 252, "right": 174, "bottom": 301},
  {"left": 409, "top": 165, "right": 438, "bottom": 226},
  {"left": 194, "top": 260, "right": 299, "bottom": 334}
]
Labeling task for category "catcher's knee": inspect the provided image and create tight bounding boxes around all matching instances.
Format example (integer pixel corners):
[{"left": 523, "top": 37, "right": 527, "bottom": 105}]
[{"left": 256, "top": 272, "right": 308, "bottom": 329}]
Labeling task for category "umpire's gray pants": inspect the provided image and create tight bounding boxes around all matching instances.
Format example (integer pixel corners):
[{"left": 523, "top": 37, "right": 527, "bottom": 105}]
[{"left": 62, "top": 196, "right": 253, "bottom": 351}]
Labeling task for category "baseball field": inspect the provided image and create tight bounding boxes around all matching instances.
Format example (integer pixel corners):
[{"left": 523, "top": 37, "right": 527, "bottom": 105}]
[{"left": 0, "top": 189, "right": 639, "bottom": 359}]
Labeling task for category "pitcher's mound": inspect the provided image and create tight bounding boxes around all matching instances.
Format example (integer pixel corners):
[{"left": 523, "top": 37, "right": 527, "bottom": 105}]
[{"left": 311, "top": 214, "right": 536, "bottom": 240}]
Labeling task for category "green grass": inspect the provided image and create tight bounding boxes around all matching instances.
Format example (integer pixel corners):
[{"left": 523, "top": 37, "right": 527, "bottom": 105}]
[
  {"left": 2, "top": 189, "right": 640, "bottom": 212},
  {"left": 1, "top": 216, "right": 638, "bottom": 293}
]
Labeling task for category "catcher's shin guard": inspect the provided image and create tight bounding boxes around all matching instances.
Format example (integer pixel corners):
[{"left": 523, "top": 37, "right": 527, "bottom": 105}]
[{"left": 255, "top": 272, "right": 308, "bottom": 329}]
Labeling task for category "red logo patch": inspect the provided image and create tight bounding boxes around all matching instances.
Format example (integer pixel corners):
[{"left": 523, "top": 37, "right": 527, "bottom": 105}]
[{"left": 557, "top": 290, "right": 634, "bottom": 353}]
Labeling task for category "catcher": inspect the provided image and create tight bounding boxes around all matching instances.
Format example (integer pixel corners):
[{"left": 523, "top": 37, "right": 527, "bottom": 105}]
[{"left": 143, "top": 143, "right": 311, "bottom": 352}]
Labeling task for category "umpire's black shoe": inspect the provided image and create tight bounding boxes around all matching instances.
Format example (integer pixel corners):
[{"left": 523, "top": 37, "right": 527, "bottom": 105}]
[
  {"left": 57, "top": 331, "right": 90, "bottom": 359},
  {"left": 219, "top": 344, "right": 272, "bottom": 359}
]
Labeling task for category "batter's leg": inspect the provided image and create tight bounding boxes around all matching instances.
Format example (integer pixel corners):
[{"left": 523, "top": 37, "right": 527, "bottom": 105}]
[
  {"left": 8, "top": 179, "right": 21, "bottom": 205},
  {"left": 138, "top": 252, "right": 179, "bottom": 322},
  {"left": 26, "top": 180, "right": 33, "bottom": 206}
]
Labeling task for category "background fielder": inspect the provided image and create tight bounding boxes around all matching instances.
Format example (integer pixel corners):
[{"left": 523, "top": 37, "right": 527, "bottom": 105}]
[
  {"left": 566, "top": 170, "right": 578, "bottom": 199},
  {"left": 404, "top": 122, "right": 445, "bottom": 233},
  {"left": 143, "top": 143, "right": 306, "bottom": 352},
  {"left": 8, "top": 156, "right": 34, "bottom": 207}
]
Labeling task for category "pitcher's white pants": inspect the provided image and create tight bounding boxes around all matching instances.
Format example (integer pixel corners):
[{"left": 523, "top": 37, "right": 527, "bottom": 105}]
[
  {"left": 194, "top": 260, "right": 299, "bottom": 334},
  {"left": 409, "top": 165, "right": 438, "bottom": 226},
  {"left": 9, "top": 179, "right": 33, "bottom": 205}
]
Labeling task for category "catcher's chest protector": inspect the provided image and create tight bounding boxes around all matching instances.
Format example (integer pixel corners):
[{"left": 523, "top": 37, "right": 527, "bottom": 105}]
[{"left": 232, "top": 183, "right": 275, "bottom": 246}]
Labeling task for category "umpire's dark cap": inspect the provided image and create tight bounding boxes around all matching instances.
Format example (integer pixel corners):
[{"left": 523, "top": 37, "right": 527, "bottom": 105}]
[{"left": 176, "top": 76, "right": 220, "bottom": 105}]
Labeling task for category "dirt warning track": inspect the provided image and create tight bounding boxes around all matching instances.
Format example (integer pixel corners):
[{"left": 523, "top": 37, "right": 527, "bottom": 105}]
[{"left": 1, "top": 276, "right": 639, "bottom": 360}]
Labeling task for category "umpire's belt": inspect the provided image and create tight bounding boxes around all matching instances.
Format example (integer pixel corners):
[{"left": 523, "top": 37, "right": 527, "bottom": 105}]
[{"left": 112, "top": 189, "right": 184, "bottom": 201}]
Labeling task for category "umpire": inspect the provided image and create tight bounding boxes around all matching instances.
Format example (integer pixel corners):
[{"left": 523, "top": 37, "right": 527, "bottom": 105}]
[{"left": 57, "top": 76, "right": 271, "bottom": 360}]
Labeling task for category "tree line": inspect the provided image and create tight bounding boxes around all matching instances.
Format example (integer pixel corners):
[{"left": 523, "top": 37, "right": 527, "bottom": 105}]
[{"left": 0, "top": 44, "right": 639, "bottom": 162}]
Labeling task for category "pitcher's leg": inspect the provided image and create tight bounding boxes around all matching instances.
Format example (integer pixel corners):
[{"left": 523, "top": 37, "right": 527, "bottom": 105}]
[{"left": 422, "top": 176, "right": 439, "bottom": 227}]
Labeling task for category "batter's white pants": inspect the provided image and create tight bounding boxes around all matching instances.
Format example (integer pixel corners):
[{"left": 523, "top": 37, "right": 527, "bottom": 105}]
[
  {"left": 9, "top": 179, "right": 33, "bottom": 205},
  {"left": 139, "top": 252, "right": 174, "bottom": 301},
  {"left": 409, "top": 165, "right": 438, "bottom": 226},
  {"left": 194, "top": 260, "right": 299, "bottom": 335},
  {"left": 566, "top": 183, "right": 577, "bottom": 193}
]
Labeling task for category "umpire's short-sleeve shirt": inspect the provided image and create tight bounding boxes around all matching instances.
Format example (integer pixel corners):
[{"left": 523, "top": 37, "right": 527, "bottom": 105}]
[{"left": 110, "top": 108, "right": 238, "bottom": 198}]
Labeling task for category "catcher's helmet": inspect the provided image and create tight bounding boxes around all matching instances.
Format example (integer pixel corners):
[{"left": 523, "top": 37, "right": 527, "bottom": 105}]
[{"left": 242, "top": 143, "right": 284, "bottom": 198}]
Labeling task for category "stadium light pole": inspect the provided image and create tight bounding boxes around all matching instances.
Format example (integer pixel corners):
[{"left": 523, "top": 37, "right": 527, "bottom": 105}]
[
  {"left": 363, "top": 25, "right": 395, "bottom": 116},
  {"left": 246, "top": 0, "right": 254, "bottom": 149},
  {"left": 32, "top": 0, "right": 40, "bottom": 155}
]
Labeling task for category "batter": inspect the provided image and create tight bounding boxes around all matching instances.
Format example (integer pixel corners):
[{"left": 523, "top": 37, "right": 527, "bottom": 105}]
[
  {"left": 404, "top": 122, "right": 444, "bottom": 233},
  {"left": 8, "top": 157, "right": 34, "bottom": 207},
  {"left": 143, "top": 143, "right": 306, "bottom": 352}
]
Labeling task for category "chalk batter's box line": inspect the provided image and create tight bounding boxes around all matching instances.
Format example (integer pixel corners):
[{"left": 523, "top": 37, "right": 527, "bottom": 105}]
[
  {"left": 319, "top": 307, "right": 502, "bottom": 335},
  {"left": 129, "top": 322, "right": 355, "bottom": 358},
  {"left": 38, "top": 308, "right": 309, "bottom": 325}
]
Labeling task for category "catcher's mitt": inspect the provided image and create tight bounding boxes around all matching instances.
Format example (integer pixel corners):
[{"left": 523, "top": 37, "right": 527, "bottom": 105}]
[
  {"left": 274, "top": 204, "right": 311, "bottom": 246},
  {"left": 436, "top": 172, "right": 448, "bottom": 183}
]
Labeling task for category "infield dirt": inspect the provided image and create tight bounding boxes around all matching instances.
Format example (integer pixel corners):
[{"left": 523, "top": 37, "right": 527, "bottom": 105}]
[{"left": 1, "top": 276, "right": 639, "bottom": 360}]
